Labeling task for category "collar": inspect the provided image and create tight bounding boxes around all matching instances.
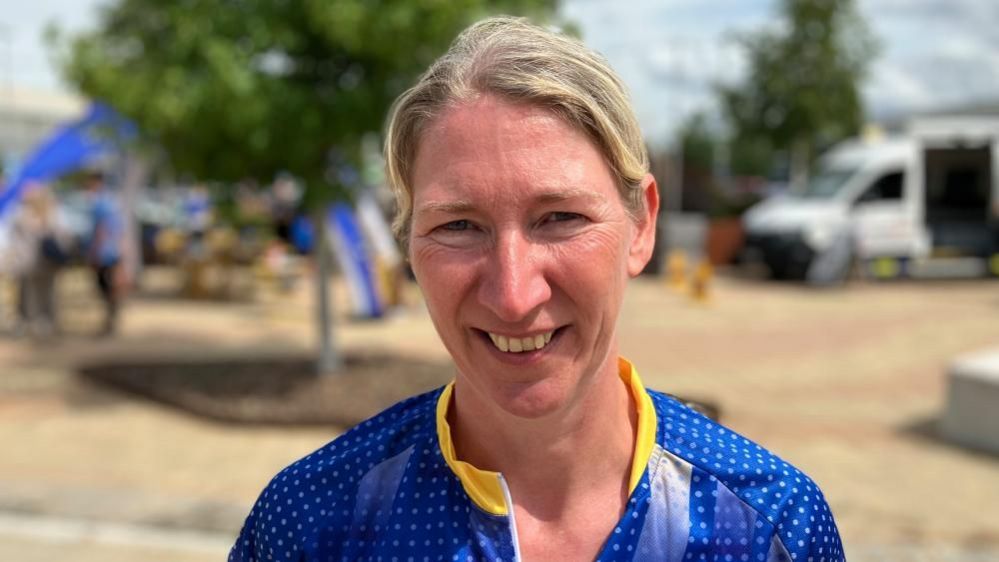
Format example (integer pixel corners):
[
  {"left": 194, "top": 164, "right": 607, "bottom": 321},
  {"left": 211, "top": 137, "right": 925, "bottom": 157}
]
[{"left": 435, "top": 357, "right": 657, "bottom": 516}]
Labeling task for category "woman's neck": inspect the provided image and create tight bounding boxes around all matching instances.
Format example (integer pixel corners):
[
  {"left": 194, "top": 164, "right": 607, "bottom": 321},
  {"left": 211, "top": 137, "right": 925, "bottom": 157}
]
[{"left": 449, "top": 356, "right": 637, "bottom": 515}]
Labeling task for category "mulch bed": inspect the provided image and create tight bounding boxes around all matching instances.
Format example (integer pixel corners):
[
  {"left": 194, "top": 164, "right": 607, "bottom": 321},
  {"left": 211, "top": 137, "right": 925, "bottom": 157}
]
[
  {"left": 77, "top": 351, "right": 454, "bottom": 427},
  {"left": 78, "top": 352, "right": 719, "bottom": 426}
]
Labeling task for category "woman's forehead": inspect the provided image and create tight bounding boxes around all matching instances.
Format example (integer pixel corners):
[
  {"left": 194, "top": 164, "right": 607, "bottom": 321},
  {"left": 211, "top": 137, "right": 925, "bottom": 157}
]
[
  {"left": 419, "top": 97, "right": 573, "bottom": 158},
  {"left": 411, "top": 96, "right": 614, "bottom": 204}
]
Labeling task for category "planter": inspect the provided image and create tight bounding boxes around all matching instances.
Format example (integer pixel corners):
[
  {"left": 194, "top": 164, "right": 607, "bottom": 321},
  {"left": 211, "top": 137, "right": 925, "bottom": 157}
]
[{"left": 706, "top": 217, "right": 745, "bottom": 265}]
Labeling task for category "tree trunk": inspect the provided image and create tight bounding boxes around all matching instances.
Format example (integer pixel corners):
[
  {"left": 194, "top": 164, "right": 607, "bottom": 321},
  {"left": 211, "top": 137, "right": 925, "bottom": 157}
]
[
  {"left": 314, "top": 209, "right": 342, "bottom": 375},
  {"left": 119, "top": 153, "right": 148, "bottom": 287},
  {"left": 712, "top": 136, "right": 730, "bottom": 193}
]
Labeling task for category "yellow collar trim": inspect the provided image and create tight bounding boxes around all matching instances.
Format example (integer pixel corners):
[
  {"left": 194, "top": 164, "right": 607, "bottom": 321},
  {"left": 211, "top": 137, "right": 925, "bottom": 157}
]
[
  {"left": 435, "top": 383, "right": 508, "bottom": 515},
  {"left": 619, "top": 357, "right": 658, "bottom": 493},
  {"left": 435, "top": 357, "right": 658, "bottom": 516}
]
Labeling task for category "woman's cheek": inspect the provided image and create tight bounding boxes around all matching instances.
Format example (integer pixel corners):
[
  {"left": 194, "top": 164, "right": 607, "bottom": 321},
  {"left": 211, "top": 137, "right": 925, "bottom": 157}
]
[
  {"left": 412, "top": 243, "right": 484, "bottom": 291},
  {"left": 548, "top": 225, "right": 628, "bottom": 266}
]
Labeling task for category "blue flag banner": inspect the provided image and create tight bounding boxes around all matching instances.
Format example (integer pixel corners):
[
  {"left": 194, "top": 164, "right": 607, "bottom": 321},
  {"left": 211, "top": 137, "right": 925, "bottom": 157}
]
[
  {"left": 0, "top": 102, "right": 136, "bottom": 221},
  {"left": 326, "top": 203, "right": 383, "bottom": 319}
]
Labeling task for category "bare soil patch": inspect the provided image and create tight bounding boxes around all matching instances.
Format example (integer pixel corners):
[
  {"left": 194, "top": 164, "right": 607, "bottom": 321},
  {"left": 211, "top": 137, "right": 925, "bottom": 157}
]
[{"left": 78, "top": 351, "right": 455, "bottom": 426}]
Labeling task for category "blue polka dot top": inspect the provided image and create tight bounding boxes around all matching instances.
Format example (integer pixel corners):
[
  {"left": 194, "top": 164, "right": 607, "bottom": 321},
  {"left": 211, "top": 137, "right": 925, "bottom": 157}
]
[{"left": 229, "top": 359, "right": 844, "bottom": 561}]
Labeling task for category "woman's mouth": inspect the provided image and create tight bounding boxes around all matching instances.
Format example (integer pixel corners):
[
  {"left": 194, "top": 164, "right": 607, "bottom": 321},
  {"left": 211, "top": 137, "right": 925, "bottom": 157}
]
[{"left": 481, "top": 328, "right": 564, "bottom": 353}]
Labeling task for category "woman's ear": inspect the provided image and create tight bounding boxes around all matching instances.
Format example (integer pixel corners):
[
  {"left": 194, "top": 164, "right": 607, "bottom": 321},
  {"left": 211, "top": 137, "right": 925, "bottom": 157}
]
[{"left": 627, "top": 174, "right": 660, "bottom": 277}]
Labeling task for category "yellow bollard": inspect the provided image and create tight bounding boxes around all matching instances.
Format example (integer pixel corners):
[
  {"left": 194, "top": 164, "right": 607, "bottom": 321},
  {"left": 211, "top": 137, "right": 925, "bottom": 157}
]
[
  {"left": 870, "top": 257, "right": 900, "bottom": 280},
  {"left": 666, "top": 250, "right": 689, "bottom": 293},
  {"left": 690, "top": 259, "right": 713, "bottom": 304}
]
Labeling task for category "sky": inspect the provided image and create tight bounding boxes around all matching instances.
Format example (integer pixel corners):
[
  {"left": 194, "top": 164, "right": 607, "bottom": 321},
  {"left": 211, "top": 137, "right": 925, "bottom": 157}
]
[
  {"left": 562, "top": 0, "right": 999, "bottom": 146},
  {"left": 2, "top": 0, "right": 998, "bottom": 146}
]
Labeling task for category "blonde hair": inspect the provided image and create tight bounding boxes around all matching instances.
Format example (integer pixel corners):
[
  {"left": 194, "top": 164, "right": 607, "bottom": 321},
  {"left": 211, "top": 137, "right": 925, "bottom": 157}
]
[{"left": 384, "top": 16, "right": 649, "bottom": 244}]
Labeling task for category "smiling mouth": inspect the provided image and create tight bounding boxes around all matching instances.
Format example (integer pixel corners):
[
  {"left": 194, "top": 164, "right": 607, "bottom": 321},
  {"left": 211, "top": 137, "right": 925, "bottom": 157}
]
[{"left": 481, "top": 328, "right": 562, "bottom": 353}]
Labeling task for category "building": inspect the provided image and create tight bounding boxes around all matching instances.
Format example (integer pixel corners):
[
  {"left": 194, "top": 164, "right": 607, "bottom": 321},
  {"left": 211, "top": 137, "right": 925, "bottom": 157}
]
[{"left": 0, "top": 85, "right": 86, "bottom": 175}]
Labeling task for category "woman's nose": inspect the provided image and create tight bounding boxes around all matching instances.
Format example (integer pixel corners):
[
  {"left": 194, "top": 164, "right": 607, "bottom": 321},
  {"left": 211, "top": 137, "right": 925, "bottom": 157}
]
[{"left": 478, "top": 231, "right": 552, "bottom": 323}]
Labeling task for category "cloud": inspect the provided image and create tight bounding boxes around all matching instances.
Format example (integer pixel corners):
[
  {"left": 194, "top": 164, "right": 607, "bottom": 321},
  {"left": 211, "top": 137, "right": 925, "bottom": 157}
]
[
  {"left": 863, "top": 61, "right": 934, "bottom": 116},
  {"left": 859, "top": 0, "right": 999, "bottom": 115},
  {"left": 1, "top": 0, "right": 105, "bottom": 91},
  {"left": 562, "top": 0, "right": 999, "bottom": 144}
]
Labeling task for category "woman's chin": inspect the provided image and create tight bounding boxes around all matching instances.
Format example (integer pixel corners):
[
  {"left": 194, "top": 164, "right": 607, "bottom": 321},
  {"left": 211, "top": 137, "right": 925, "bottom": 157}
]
[{"left": 491, "top": 379, "right": 573, "bottom": 420}]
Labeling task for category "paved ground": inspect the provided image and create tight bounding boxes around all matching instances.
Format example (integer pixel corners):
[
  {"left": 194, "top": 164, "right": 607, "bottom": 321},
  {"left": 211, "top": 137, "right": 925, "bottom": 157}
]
[{"left": 1, "top": 266, "right": 997, "bottom": 561}]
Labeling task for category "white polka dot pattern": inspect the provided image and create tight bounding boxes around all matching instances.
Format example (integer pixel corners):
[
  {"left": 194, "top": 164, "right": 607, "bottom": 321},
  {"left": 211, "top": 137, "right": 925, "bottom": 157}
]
[
  {"left": 642, "top": 391, "right": 845, "bottom": 562},
  {"left": 228, "top": 386, "right": 844, "bottom": 561}
]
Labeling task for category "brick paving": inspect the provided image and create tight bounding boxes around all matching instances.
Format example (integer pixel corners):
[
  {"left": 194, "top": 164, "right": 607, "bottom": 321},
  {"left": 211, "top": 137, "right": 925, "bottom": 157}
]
[{"left": 0, "top": 267, "right": 997, "bottom": 561}]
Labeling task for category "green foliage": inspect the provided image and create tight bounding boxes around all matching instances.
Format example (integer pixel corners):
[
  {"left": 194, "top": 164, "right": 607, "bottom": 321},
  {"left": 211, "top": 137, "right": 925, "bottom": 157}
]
[
  {"left": 729, "top": 135, "right": 774, "bottom": 178},
  {"left": 676, "top": 113, "right": 760, "bottom": 218},
  {"left": 679, "top": 113, "right": 715, "bottom": 172},
  {"left": 719, "top": 0, "right": 878, "bottom": 171},
  {"left": 49, "top": 0, "right": 557, "bottom": 204}
]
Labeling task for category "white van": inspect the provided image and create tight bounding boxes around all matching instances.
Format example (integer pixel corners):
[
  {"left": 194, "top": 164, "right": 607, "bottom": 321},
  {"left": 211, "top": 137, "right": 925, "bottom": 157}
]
[{"left": 742, "top": 116, "right": 999, "bottom": 282}]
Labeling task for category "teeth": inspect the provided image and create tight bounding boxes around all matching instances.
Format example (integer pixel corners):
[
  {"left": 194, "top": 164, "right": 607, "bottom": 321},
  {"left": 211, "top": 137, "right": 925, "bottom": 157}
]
[{"left": 486, "top": 330, "right": 556, "bottom": 353}]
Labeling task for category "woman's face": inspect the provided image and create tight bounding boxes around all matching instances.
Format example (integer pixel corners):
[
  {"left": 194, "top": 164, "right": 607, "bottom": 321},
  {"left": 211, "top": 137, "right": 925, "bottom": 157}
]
[{"left": 409, "top": 95, "right": 657, "bottom": 419}]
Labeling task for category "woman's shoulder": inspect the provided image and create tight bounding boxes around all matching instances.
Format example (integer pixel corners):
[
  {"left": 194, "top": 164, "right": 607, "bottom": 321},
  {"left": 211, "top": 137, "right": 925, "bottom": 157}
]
[
  {"left": 230, "top": 387, "right": 446, "bottom": 561},
  {"left": 648, "top": 389, "right": 829, "bottom": 495},
  {"left": 645, "top": 390, "right": 842, "bottom": 559},
  {"left": 273, "top": 386, "right": 442, "bottom": 490}
]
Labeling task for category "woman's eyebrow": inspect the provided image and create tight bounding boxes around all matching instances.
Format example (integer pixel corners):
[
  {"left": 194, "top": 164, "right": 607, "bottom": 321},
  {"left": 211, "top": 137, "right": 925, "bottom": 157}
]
[
  {"left": 533, "top": 188, "right": 602, "bottom": 205},
  {"left": 415, "top": 188, "right": 602, "bottom": 215},
  {"left": 415, "top": 200, "right": 475, "bottom": 215}
]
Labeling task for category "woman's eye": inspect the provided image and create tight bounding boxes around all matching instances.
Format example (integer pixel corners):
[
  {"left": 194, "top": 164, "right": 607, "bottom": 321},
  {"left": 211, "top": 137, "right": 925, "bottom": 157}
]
[
  {"left": 545, "top": 212, "right": 583, "bottom": 223},
  {"left": 440, "top": 220, "right": 472, "bottom": 231}
]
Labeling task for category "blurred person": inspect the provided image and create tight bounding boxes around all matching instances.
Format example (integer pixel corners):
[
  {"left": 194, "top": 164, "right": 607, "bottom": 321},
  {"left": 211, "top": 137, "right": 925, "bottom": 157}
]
[
  {"left": 82, "top": 171, "right": 126, "bottom": 336},
  {"left": 230, "top": 17, "right": 843, "bottom": 562},
  {"left": 7, "top": 184, "right": 70, "bottom": 338},
  {"left": 270, "top": 172, "right": 302, "bottom": 245},
  {"left": 182, "top": 184, "right": 214, "bottom": 252},
  {"left": 180, "top": 184, "right": 215, "bottom": 298}
]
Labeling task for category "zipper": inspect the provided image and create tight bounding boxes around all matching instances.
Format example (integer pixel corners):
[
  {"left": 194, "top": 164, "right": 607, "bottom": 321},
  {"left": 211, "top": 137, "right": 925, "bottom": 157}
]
[{"left": 497, "top": 474, "right": 522, "bottom": 562}]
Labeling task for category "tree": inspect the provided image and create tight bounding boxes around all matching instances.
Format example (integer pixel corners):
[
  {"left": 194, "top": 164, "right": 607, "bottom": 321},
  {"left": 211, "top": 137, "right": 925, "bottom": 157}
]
[
  {"left": 675, "top": 113, "right": 715, "bottom": 214},
  {"left": 675, "top": 113, "right": 760, "bottom": 218},
  {"left": 49, "top": 0, "right": 557, "bottom": 373},
  {"left": 718, "top": 0, "right": 878, "bottom": 189}
]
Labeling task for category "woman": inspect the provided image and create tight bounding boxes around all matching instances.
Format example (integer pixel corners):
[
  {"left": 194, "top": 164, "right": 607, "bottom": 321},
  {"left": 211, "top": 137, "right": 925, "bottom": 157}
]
[
  {"left": 9, "top": 185, "right": 68, "bottom": 338},
  {"left": 231, "top": 17, "right": 843, "bottom": 562}
]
